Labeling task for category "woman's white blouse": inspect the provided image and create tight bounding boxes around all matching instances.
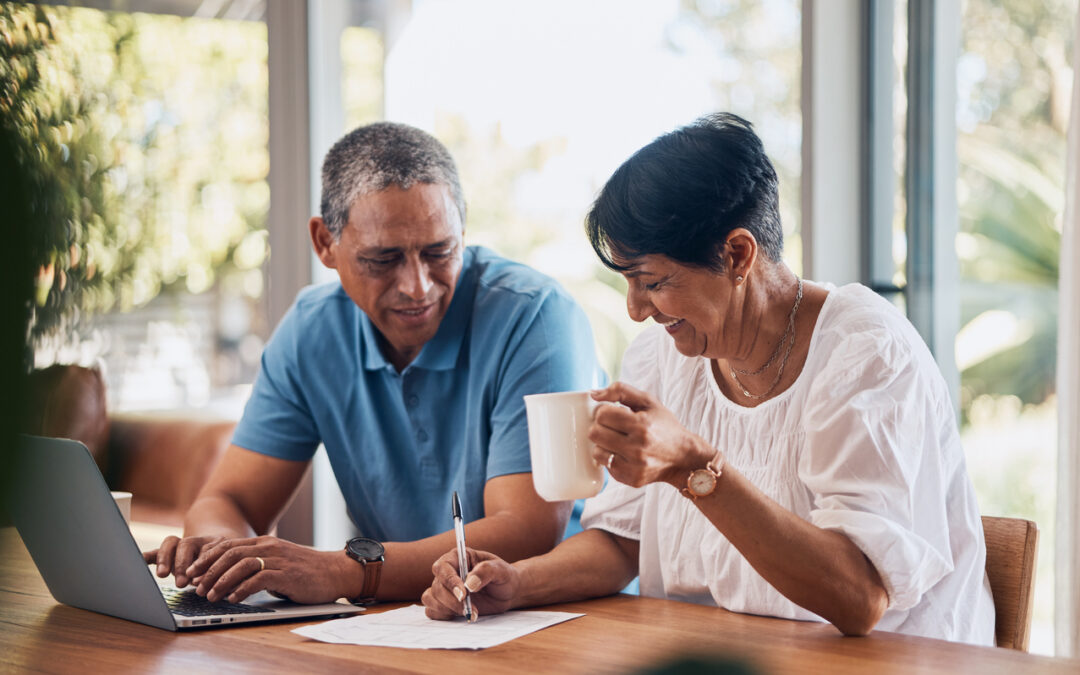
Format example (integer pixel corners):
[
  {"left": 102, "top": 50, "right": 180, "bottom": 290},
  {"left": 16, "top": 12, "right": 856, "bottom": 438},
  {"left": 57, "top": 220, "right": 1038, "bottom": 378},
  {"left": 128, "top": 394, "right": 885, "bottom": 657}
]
[{"left": 581, "top": 283, "right": 995, "bottom": 645}]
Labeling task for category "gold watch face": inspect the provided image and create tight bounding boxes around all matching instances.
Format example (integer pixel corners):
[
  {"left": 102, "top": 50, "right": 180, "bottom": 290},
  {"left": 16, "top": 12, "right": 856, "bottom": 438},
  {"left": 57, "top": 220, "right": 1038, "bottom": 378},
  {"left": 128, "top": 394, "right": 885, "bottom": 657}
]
[{"left": 688, "top": 469, "right": 717, "bottom": 497}]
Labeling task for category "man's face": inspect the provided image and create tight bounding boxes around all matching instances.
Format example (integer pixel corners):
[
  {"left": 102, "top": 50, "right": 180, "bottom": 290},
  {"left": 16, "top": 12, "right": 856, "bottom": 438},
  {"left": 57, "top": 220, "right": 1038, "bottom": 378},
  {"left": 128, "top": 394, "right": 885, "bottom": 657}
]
[{"left": 318, "top": 183, "right": 464, "bottom": 370}]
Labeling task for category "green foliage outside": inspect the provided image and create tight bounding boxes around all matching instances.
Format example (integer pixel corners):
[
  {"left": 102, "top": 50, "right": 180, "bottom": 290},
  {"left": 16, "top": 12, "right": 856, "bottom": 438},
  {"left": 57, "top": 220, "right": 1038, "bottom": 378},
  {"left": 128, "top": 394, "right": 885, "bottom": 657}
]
[
  {"left": 1, "top": 3, "right": 269, "bottom": 357},
  {"left": 955, "top": 0, "right": 1075, "bottom": 653},
  {"left": 957, "top": 0, "right": 1071, "bottom": 412}
]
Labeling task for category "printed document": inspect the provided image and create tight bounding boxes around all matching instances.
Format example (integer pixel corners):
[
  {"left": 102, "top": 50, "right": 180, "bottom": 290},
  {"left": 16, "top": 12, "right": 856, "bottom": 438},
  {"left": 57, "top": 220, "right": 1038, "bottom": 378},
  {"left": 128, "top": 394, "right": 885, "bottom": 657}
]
[{"left": 292, "top": 604, "right": 584, "bottom": 650}]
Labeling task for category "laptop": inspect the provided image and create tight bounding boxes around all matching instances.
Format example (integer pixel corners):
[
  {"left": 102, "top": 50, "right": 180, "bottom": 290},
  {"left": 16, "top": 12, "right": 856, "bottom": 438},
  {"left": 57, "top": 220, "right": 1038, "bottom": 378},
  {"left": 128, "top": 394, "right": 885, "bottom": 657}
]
[{"left": 7, "top": 434, "right": 364, "bottom": 630}]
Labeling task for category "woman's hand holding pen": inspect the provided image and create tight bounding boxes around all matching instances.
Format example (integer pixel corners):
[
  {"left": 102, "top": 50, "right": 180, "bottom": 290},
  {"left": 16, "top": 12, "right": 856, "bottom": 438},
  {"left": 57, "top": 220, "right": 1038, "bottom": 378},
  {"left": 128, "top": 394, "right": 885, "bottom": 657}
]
[{"left": 422, "top": 548, "right": 520, "bottom": 621}]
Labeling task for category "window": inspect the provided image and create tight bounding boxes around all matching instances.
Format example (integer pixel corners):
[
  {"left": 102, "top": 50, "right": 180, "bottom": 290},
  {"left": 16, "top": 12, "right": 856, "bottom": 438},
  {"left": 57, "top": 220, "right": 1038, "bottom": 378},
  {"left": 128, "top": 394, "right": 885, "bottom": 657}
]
[
  {"left": 24, "top": 2, "right": 271, "bottom": 416},
  {"left": 954, "top": 0, "right": 1074, "bottom": 654},
  {"left": 874, "top": 0, "right": 1074, "bottom": 654},
  {"left": 362, "top": 0, "right": 802, "bottom": 378}
]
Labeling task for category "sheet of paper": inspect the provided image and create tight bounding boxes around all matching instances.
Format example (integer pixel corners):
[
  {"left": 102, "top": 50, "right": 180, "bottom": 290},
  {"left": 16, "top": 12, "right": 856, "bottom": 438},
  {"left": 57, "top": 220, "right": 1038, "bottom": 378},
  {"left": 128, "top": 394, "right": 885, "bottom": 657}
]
[{"left": 292, "top": 604, "right": 583, "bottom": 650}]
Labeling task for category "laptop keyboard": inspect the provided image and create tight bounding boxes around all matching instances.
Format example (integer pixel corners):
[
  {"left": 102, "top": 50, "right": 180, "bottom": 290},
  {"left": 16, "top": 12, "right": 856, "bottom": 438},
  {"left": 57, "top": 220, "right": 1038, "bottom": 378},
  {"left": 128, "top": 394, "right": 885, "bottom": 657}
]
[{"left": 161, "top": 587, "right": 275, "bottom": 616}]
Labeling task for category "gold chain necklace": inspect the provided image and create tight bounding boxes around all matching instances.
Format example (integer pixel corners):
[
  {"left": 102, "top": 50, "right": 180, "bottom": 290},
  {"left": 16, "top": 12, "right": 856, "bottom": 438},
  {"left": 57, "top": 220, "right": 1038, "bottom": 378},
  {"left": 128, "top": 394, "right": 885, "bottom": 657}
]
[{"left": 729, "top": 277, "right": 803, "bottom": 400}]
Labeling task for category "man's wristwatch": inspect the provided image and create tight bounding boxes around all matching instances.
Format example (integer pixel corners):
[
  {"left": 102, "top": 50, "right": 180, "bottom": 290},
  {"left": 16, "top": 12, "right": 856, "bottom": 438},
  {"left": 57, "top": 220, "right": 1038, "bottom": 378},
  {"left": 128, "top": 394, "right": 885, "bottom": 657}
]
[
  {"left": 681, "top": 449, "right": 724, "bottom": 501},
  {"left": 344, "top": 537, "right": 385, "bottom": 605}
]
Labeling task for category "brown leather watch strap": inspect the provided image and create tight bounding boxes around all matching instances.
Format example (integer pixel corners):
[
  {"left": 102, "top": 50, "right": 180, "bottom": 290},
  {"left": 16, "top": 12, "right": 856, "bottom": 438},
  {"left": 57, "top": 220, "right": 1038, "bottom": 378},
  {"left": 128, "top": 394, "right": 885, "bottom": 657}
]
[{"left": 355, "top": 559, "right": 382, "bottom": 605}]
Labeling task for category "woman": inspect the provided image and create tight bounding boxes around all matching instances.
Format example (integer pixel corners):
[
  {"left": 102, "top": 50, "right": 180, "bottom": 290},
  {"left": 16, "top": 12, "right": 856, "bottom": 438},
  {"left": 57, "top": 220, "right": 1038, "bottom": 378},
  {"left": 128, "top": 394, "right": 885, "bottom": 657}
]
[{"left": 422, "top": 113, "right": 995, "bottom": 644}]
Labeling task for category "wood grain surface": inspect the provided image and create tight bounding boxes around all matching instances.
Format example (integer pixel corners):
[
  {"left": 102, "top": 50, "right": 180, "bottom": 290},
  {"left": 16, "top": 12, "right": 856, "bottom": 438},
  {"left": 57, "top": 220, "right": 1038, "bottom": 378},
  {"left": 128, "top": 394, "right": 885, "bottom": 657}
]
[{"left": 2, "top": 526, "right": 1076, "bottom": 674}]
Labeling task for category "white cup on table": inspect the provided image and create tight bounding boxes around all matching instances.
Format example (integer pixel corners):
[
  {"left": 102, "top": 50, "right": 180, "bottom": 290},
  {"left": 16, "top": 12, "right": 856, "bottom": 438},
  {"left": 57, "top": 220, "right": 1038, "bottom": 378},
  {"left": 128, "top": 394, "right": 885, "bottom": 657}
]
[
  {"left": 524, "top": 391, "right": 604, "bottom": 502},
  {"left": 110, "top": 491, "right": 132, "bottom": 526}
]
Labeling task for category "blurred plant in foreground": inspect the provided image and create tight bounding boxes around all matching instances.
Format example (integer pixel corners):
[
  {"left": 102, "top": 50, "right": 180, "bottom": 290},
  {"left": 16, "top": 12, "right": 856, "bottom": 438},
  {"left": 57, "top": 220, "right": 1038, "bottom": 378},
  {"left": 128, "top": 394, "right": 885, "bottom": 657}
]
[
  {"left": 1, "top": 3, "right": 270, "bottom": 361},
  {"left": 1, "top": 4, "right": 118, "bottom": 352}
]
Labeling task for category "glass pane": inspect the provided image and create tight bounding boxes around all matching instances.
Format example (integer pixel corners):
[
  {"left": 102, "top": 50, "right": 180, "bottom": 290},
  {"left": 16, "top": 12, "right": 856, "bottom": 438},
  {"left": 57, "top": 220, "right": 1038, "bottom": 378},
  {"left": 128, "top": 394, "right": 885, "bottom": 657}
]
[
  {"left": 892, "top": 0, "right": 909, "bottom": 293},
  {"left": 363, "top": 0, "right": 801, "bottom": 378},
  {"left": 342, "top": 25, "right": 384, "bottom": 129},
  {"left": 956, "top": 0, "right": 1075, "bottom": 655},
  {"left": 26, "top": 4, "right": 270, "bottom": 415}
]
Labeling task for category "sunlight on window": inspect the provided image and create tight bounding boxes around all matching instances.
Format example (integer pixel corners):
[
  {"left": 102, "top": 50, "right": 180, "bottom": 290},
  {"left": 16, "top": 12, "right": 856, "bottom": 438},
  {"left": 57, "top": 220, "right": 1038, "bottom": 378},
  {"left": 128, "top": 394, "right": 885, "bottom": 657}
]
[
  {"left": 23, "top": 5, "right": 271, "bottom": 415},
  {"left": 370, "top": 0, "right": 801, "bottom": 377},
  {"left": 956, "top": 0, "right": 1075, "bottom": 655}
]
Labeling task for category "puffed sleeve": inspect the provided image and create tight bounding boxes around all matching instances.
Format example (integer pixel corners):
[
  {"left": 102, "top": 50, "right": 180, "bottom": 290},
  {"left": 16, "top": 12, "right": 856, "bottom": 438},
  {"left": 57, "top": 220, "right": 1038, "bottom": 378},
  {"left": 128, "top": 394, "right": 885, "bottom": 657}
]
[
  {"left": 580, "top": 327, "right": 665, "bottom": 540},
  {"left": 800, "top": 325, "right": 955, "bottom": 611}
]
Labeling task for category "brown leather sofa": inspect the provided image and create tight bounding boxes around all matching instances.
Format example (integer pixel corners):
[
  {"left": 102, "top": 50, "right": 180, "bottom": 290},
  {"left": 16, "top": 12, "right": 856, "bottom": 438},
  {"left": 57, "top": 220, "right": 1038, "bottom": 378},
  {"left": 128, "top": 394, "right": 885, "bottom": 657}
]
[{"left": 25, "top": 364, "right": 235, "bottom": 526}]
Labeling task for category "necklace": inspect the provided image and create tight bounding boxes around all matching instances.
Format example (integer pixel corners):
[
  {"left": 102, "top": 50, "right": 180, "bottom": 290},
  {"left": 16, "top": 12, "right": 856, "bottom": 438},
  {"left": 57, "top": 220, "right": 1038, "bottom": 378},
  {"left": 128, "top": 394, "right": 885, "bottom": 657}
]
[{"left": 729, "top": 277, "right": 803, "bottom": 400}]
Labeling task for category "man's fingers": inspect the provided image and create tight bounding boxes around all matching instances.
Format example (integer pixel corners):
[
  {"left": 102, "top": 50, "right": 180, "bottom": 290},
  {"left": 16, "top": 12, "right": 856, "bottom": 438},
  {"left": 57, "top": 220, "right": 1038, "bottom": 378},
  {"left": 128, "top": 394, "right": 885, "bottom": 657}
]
[
  {"left": 174, "top": 537, "right": 219, "bottom": 585},
  {"left": 196, "top": 546, "right": 255, "bottom": 597},
  {"left": 155, "top": 536, "right": 179, "bottom": 579},
  {"left": 226, "top": 568, "right": 286, "bottom": 604},
  {"left": 186, "top": 537, "right": 249, "bottom": 579},
  {"left": 210, "top": 559, "right": 266, "bottom": 603}
]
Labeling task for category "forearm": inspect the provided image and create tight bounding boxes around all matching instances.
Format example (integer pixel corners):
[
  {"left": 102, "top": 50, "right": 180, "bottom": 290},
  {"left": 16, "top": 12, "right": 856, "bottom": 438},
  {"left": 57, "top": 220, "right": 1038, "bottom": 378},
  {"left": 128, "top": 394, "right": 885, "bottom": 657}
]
[
  {"left": 374, "top": 502, "right": 571, "bottom": 601},
  {"left": 182, "top": 494, "right": 259, "bottom": 539},
  {"left": 694, "top": 466, "right": 887, "bottom": 635},
  {"left": 511, "top": 528, "right": 638, "bottom": 609}
]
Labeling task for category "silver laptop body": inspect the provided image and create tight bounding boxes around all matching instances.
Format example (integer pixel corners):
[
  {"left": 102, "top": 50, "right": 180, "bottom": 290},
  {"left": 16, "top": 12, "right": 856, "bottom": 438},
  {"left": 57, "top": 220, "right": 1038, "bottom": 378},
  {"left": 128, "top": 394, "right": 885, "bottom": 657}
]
[{"left": 8, "top": 434, "right": 363, "bottom": 630}]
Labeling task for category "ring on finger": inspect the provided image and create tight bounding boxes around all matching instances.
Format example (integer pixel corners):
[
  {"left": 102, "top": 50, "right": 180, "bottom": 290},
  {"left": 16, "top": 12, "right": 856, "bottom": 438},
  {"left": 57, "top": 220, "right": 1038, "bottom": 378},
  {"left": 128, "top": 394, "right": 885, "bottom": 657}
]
[
  {"left": 606, "top": 452, "right": 616, "bottom": 469},
  {"left": 255, "top": 556, "right": 266, "bottom": 572}
]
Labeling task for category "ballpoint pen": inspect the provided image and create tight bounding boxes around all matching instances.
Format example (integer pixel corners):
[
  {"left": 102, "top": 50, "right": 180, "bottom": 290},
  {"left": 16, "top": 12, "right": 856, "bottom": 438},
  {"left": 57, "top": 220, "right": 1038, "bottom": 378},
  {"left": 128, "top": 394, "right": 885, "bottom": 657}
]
[{"left": 452, "top": 491, "right": 476, "bottom": 622}]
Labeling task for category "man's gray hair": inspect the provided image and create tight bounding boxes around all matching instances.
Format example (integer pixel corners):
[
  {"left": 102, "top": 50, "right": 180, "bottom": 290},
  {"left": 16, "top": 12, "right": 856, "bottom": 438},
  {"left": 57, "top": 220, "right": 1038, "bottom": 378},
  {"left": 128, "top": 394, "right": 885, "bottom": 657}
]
[{"left": 319, "top": 122, "right": 466, "bottom": 237}]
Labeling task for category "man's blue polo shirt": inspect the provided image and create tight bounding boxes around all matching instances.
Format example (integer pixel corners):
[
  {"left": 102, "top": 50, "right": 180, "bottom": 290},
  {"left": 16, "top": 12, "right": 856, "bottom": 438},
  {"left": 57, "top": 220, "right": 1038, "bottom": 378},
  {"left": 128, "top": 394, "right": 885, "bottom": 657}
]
[{"left": 232, "top": 246, "right": 602, "bottom": 542}]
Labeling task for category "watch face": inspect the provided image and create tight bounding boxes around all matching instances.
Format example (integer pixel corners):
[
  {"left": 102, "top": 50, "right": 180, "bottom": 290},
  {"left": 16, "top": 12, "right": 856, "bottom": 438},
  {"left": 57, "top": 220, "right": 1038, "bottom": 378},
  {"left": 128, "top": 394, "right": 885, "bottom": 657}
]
[
  {"left": 688, "top": 469, "right": 717, "bottom": 497},
  {"left": 346, "top": 537, "right": 385, "bottom": 561}
]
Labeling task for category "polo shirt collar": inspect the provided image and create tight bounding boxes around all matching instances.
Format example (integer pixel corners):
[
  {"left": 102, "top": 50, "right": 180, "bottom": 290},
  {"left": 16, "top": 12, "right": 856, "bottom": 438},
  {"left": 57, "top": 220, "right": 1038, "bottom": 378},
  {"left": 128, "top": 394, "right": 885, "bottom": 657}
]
[{"left": 359, "top": 246, "right": 477, "bottom": 372}]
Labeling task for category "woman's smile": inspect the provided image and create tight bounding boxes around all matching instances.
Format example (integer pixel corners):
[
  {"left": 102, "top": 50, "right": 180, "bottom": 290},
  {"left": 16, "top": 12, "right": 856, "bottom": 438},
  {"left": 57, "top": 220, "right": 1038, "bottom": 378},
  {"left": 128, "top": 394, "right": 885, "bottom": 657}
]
[{"left": 659, "top": 317, "right": 685, "bottom": 334}]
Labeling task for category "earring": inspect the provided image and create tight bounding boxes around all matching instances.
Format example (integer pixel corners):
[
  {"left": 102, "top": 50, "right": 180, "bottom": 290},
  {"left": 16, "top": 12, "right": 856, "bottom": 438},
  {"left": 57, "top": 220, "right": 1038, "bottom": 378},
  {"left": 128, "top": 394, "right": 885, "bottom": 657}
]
[{"left": 735, "top": 275, "right": 743, "bottom": 283}]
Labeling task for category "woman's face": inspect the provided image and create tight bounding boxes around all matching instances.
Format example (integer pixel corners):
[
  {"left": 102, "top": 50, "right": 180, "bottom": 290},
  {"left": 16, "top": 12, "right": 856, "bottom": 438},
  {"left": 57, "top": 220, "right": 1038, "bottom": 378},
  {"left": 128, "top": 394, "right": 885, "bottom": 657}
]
[{"left": 619, "top": 253, "right": 734, "bottom": 359}]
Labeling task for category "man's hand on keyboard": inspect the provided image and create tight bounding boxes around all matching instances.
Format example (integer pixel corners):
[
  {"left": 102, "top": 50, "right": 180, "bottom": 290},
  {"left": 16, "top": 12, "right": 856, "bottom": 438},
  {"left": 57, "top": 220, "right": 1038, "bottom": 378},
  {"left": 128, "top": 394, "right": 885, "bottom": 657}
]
[
  {"left": 176, "top": 535, "right": 359, "bottom": 605},
  {"left": 144, "top": 535, "right": 227, "bottom": 588}
]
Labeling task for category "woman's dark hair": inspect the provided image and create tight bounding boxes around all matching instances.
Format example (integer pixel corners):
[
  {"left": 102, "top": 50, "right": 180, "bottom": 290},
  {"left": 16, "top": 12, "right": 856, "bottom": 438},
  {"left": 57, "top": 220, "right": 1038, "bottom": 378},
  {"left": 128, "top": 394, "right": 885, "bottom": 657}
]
[{"left": 585, "top": 113, "right": 783, "bottom": 272}]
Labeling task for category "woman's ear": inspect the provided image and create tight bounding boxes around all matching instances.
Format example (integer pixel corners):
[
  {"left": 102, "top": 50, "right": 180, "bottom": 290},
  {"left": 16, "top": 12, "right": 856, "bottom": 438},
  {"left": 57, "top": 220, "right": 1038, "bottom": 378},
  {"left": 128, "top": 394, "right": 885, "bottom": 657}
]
[
  {"left": 309, "top": 217, "right": 338, "bottom": 269},
  {"left": 724, "top": 228, "right": 758, "bottom": 281}
]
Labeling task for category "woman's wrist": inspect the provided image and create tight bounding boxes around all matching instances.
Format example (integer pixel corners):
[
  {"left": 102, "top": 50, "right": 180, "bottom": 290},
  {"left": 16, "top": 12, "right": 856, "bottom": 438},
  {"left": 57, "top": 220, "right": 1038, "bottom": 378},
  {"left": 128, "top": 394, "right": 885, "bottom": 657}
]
[
  {"left": 510, "top": 557, "right": 539, "bottom": 609},
  {"left": 668, "top": 434, "right": 719, "bottom": 488}
]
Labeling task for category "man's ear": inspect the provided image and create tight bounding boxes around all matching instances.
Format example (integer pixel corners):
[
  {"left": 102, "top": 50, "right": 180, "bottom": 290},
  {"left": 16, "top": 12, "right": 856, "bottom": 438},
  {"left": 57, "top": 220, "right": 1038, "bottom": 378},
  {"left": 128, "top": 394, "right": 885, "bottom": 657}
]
[
  {"left": 309, "top": 217, "right": 337, "bottom": 269},
  {"left": 724, "top": 228, "right": 758, "bottom": 280}
]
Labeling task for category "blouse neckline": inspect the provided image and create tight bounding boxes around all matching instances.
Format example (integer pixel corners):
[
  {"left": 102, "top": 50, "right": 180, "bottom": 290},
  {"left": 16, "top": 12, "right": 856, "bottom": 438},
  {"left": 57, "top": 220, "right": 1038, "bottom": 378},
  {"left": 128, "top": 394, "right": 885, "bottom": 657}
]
[{"left": 702, "top": 282, "right": 838, "bottom": 413}]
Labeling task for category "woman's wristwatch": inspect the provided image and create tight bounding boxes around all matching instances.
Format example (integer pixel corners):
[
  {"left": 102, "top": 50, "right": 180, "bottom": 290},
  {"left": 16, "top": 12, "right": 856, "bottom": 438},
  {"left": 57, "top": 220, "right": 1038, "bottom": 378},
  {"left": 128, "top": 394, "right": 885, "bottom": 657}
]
[{"left": 681, "top": 448, "right": 724, "bottom": 501}]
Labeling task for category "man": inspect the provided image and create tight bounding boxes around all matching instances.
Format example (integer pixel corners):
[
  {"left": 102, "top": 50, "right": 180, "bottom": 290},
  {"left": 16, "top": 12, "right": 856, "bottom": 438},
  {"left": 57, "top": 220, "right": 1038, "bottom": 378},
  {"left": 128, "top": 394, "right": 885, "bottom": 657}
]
[{"left": 144, "top": 122, "right": 601, "bottom": 605}]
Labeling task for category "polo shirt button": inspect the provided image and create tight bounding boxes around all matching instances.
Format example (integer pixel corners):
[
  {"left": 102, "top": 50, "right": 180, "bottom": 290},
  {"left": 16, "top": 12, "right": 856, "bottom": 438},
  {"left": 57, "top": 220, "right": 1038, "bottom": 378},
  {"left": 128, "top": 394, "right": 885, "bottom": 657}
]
[
  {"left": 417, "top": 429, "right": 428, "bottom": 442},
  {"left": 407, "top": 395, "right": 419, "bottom": 407}
]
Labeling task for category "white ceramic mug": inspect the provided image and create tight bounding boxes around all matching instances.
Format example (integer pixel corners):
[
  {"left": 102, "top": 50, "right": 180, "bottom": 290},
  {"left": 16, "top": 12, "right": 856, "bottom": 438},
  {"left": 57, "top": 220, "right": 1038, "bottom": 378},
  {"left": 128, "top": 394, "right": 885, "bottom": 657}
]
[
  {"left": 111, "top": 491, "right": 132, "bottom": 526},
  {"left": 524, "top": 391, "right": 604, "bottom": 501}
]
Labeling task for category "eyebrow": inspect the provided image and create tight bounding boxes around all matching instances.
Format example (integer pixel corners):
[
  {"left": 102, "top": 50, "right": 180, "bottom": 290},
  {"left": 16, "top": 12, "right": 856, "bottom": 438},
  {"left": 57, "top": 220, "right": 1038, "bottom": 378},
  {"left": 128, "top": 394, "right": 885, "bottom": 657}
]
[{"left": 358, "top": 239, "right": 456, "bottom": 257}]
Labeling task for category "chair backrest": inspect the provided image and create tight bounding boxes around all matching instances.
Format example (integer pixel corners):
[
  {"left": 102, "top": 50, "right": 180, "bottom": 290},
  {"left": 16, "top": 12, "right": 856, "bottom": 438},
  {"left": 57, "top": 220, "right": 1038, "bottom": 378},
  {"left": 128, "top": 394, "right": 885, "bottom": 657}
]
[{"left": 981, "top": 515, "right": 1039, "bottom": 650}]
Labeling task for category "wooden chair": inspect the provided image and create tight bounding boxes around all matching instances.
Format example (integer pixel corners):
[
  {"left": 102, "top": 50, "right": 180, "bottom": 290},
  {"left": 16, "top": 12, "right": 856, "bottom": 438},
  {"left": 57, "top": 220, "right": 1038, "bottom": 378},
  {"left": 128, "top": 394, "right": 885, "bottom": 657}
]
[{"left": 981, "top": 515, "right": 1039, "bottom": 650}]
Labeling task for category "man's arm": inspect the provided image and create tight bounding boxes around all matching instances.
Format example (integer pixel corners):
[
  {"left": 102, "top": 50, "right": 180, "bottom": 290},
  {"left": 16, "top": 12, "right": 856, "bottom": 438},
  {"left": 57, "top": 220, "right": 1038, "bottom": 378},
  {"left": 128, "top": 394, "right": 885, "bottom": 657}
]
[
  {"left": 142, "top": 444, "right": 309, "bottom": 587},
  {"left": 169, "top": 468, "right": 569, "bottom": 605},
  {"left": 185, "top": 444, "right": 311, "bottom": 536}
]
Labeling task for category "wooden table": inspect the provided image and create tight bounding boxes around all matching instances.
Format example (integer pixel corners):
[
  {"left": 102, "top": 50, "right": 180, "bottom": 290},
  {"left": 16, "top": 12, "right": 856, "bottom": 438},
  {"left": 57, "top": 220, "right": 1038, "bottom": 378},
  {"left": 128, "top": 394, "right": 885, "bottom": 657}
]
[{"left": 2, "top": 526, "right": 1077, "bottom": 674}]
